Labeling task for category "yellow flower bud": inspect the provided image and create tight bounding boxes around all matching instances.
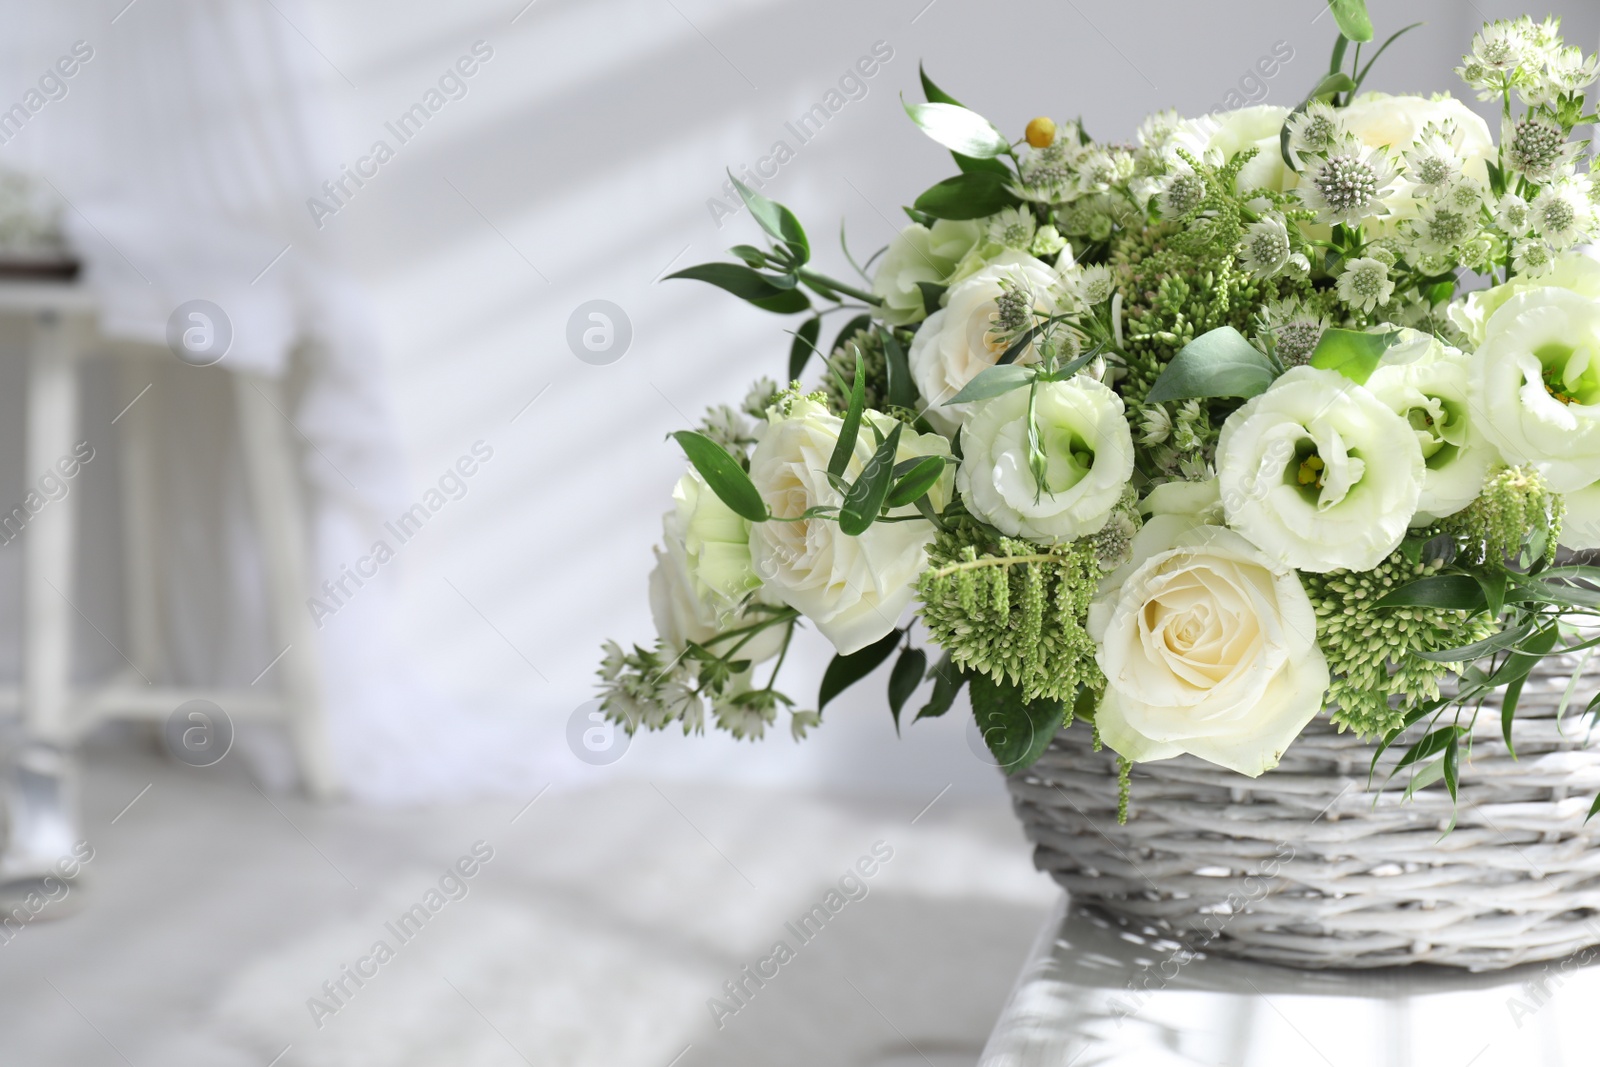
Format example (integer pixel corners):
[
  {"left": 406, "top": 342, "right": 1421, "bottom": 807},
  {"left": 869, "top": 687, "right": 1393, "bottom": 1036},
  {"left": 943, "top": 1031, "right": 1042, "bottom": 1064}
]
[{"left": 1024, "top": 116, "right": 1056, "bottom": 149}]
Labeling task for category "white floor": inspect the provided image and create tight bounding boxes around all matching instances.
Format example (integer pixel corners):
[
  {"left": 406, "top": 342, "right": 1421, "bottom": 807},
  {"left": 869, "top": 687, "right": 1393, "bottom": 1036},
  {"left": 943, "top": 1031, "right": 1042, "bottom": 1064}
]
[{"left": 0, "top": 737, "right": 1056, "bottom": 1066}]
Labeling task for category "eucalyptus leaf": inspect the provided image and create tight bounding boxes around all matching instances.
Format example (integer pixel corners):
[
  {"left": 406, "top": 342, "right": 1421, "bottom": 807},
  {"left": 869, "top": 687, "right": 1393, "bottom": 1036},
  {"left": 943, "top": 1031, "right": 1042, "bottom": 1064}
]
[
  {"left": 1145, "top": 326, "right": 1277, "bottom": 404},
  {"left": 902, "top": 98, "right": 1010, "bottom": 159},
  {"left": 913, "top": 171, "right": 1022, "bottom": 220},
  {"left": 818, "top": 629, "right": 902, "bottom": 711},
  {"left": 788, "top": 316, "right": 822, "bottom": 382},
  {"left": 1374, "top": 575, "right": 1486, "bottom": 612},
  {"left": 946, "top": 363, "right": 1035, "bottom": 406},
  {"left": 888, "top": 646, "right": 929, "bottom": 734},
  {"left": 669, "top": 431, "right": 767, "bottom": 523},
  {"left": 1309, "top": 327, "right": 1400, "bottom": 384},
  {"left": 729, "top": 174, "right": 809, "bottom": 263},
  {"left": 1327, "top": 0, "right": 1374, "bottom": 43},
  {"left": 839, "top": 423, "right": 903, "bottom": 535},
  {"left": 969, "top": 674, "right": 1063, "bottom": 774}
]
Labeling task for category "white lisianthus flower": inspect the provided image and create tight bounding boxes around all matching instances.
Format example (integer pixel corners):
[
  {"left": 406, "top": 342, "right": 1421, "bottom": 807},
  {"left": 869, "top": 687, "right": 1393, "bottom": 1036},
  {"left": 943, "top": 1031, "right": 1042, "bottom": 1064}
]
[
  {"left": 1448, "top": 249, "right": 1600, "bottom": 346},
  {"left": 1469, "top": 287, "right": 1600, "bottom": 493},
  {"left": 747, "top": 397, "right": 953, "bottom": 655},
  {"left": 870, "top": 219, "right": 982, "bottom": 326},
  {"left": 1172, "top": 105, "right": 1293, "bottom": 194},
  {"left": 1364, "top": 331, "right": 1498, "bottom": 523},
  {"left": 1088, "top": 515, "right": 1330, "bottom": 777},
  {"left": 1217, "top": 366, "right": 1424, "bottom": 572},
  {"left": 957, "top": 377, "right": 1135, "bottom": 543},
  {"left": 907, "top": 251, "right": 1067, "bottom": 435},
  {"left": 649, "top": 471, "right": 784, "bottom": 662},
  {"left": 1560, "top": 480, "right": 1600, "bottom": 550}
]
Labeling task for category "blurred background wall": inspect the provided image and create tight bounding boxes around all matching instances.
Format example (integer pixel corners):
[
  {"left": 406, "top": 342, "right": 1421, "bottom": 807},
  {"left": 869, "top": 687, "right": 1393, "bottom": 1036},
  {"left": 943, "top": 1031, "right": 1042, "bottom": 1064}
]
[{"left": 1, "top": 0, "right": 1596, "bottom": 801}]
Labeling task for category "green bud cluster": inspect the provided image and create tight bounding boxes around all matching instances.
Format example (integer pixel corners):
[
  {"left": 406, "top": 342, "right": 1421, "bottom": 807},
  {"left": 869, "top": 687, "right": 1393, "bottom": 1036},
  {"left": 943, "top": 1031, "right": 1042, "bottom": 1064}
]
[{"left": 1444, "top": 464, "right": 1564, "bottom": 566}]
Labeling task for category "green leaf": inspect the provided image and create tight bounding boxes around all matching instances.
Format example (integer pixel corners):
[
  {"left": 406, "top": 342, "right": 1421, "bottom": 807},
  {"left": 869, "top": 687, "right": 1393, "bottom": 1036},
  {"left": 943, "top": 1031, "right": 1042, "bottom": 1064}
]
[
  {"left": 828, "top": 353, "right": 866, "bottom": 480},
  {"left": 886, "top": 455, "right": 947, "bottom": 509},
  {"left": 883, "top": 328, "right": 915, "bottom": 408},
  {"left": 1309, "top": 327, "right": 1400, "bottom": 385},
  {"left": 1308, "top": 72, "right": 1357, "bottom": 100},
  {"left": 913, "top": 171, "right": 1021, "bottom": 220},
  {"left": 1411, "top": 619, "right": 1534, "bottom": 663},
  {"left": 1374, "top": 575, "right": 1487, "bottom": 612},
  {"left": 729, "top": 174, "right": 808, "bottom": 264},
  {"left": 788, "top": 316, "right": 822, "bottom": 383},
  {"left": 946, "top": 363, "right": 1035, "bottom": 406},
  {"left": 918, "top": 62, "right": 963, "bottom": 107},
  {"left": 969, "top": 674, "right": 1063, "bottom": 774},
  {"left": 887, "top": 647, "right": 928, "bottom": 734},
  {"left": 1478, "top": 569, "right": 1508, "bottom": 619},
  {"left": 902, "top": 98, "right": 1010, "bottom": 159},
  {"left": 818, "top": 629, "right": 903, "bottom": 712},
  {"left": 839, "top": 423, "right": 903, "bottom": 535},
  {"left": 916, "top": 281, "right": 947, "bottom": 317},
  {"left": 668, "top": 431, "right": 767, "bottom": 523},
  {"left": 916, "top": 653, "right": 966, "bottom": 721},
  {"left": 1442, "top": 731, "right": 1460, "bottom": 803},
  {"left": 667, "top": 262, "right": 810, "bottom": 314},
  {"left": 1487, "top": 623, "right": 1559, "bottom": 687},
  {"left": 728, "top": 244, "right": 768, "bottom": 268},
  {"left": 1327, "top": 0, "right": 1373, "bottom": 42},
  {"left": 1393, "top": 725, "right": 1458, "bottom": 772},
  {"left": 1145, "top": 326, "right": 1277, "bottom": 404}
]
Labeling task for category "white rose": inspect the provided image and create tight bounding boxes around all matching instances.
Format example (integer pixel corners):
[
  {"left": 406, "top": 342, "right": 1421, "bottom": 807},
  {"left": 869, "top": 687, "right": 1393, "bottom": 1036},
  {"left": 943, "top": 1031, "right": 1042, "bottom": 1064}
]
[
  {"left": 907, "top": 251, "right": 1067, "bottom": 435},
  {"left": 1088, "top": 515, "right": 1330, "bottom": 777},
  {"left": 1172, "top": 105, "right": 1293, "bottom": 193},
  {"left": 1217, "top": 366, "right": 1424, "bottom": 572},
  {"left": 870, "top": 219, "right": 982, "bottom": 326},
  {"left": 1561, "top": 479, "right": 1600, "bottom": 550},
  {"left": 1364, "top": 330, "right": 1498, "bottom": 523},
  {"left": 1448, "top": 249, "right": 1600, "bottom": 347},
  {"left": 748, "top": 397, "right": 953, "bottom": 655},
  {"left": 1469, "top": 286, "right": 1600, "bottom": 492},
  {"left": 649, "top": 472, "right": 784, "bottom": 662},
  {"left": 957, "top": 377, "right": 1135, "bottom": 543}
]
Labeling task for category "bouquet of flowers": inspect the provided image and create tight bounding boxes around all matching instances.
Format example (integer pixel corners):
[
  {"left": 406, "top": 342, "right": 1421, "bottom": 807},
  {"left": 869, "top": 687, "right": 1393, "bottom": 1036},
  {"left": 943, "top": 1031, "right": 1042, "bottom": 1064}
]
[{"left": 598, "top": 7, "right": 1600, "bottom": 818}]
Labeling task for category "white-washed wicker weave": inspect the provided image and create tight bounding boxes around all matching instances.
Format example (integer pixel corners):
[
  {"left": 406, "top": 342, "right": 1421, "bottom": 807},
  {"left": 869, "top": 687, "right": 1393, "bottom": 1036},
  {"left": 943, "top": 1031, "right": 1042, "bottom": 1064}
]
[{"left": 1006, "top": 641, "right": 1600, "bottom": 970}]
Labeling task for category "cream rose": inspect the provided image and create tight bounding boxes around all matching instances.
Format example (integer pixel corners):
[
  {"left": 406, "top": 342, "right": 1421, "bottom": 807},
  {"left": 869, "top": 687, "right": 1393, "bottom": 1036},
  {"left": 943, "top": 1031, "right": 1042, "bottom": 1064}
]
[
  {"left": 870, "top": 219, "right": 982, "bottom": 326},
  {"left": 1364, "top": 330, "right": 1498, "bottom": 523},
  {"left": 649, "top": 471, "right": 784, "bottom": 662},
  {"left": 1217, "top": 366, "right": 1424, "bottom": 572},
  {"left": 1088, "top": 516, "right": 1330, "bottom": 776},
  {"left": 907, "top": 251, "right": 1067, "bottom": 435},
  {"left": 957, "top": 377, "right": 1135, "bottom": 543},
  {"left": 748, "top": 397, "right": 953, "bottom": 654},
  {"left": 1172, "top": 105, "right": 1293, "bottom": 193},
  {"left": 1469, "top": 287, "right": 1600, "bottom": 493}
]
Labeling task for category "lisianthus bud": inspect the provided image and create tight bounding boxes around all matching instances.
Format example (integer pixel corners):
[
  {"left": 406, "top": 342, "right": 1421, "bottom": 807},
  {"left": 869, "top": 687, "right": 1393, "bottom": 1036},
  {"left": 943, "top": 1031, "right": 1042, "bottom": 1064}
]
[{"left": 1024, "top": 116, "right": 1056, "bottom": 148}]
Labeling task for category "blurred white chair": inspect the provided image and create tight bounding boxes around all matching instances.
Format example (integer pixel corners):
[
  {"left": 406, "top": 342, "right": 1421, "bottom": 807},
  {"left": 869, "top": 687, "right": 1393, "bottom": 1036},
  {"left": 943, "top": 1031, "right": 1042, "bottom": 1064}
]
[{"left": 0, "top": 279, "right": 336, "bottom": 878}]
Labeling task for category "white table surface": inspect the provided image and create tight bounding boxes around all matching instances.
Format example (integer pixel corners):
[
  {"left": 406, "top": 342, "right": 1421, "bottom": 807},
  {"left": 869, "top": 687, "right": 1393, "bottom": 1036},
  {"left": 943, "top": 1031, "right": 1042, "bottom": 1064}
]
[{"left": 978, "top": 894, "right": 1600, "bottom": 1067}]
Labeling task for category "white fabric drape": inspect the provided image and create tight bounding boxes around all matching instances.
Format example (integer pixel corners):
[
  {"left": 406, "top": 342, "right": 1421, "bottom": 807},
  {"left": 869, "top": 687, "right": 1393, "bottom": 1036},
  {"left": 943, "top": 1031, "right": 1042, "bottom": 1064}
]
[{"left": 0, "top": 0, "right": 548, "bottom": 803}]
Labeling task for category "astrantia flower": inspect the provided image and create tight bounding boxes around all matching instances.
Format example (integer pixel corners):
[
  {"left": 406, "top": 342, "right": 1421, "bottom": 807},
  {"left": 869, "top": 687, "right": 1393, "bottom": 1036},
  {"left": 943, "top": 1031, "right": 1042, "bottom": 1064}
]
[
  {"left": 1403, "top": 123, "right": 1464, "bottom": 191},
  {"left": 1547, "top": 45, "right": 1600, "bottom": 94},
  {"left": 1155, "top": 160, "right": 1206, "bottom": 218},
  {"left": 1136, "top": 108, "right": 1181, "bottom": 152},
  {"left": 1470, "top": 19, "right": 1531, "bottom": 73},
  {"left": 1256, "top": 299, "right": 1329, "bottom": 368},
  {"left": 1238, "top": 215, "right": 1293, "bottom": 278},
  {"left": 1298, "top": 143, "right": 1399, "bottom": 227},
  {"left": 1072, "top": 263, "right": 1116, "bottom": 306},
  {"left": 1286, "top": 101, "right": 1345, "bottom": 165},
  {"left": 1505, "top": 115, "right": 1581, "bottom": 181},
  {"left": 985, "top": 206, "right": 1037, "bottom": 251},
  {"left": 1409, "top": 200, "right": 1478, "bottom": 255},
  {"left": 1512, "top": 239, "right": 1556, "bottom": 278},
  {"left": 1009, "top": 142, "right": 1080, "bottom": 205},
  {"left": 956, "top": 377, "right": 1135, "bottom": 544},
  {"left": 1530, "top": 183, "right": 1592, "bottom": 248},
  {"left": 1496, "top": 192, "right": 1533, "bottom": 236},
  {"left": 1216, "top": 366, "right": 1425, "bottom": 572},
  {"left": 1336, "top": 257, "right": 1396, "bottom": 313}
]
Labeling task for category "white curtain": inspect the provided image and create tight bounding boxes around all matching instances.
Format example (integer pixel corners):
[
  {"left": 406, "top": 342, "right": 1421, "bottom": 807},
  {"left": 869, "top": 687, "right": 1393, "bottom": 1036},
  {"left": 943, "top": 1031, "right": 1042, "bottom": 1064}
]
[{"left": 0, "top": 0, "right": 549, "bottom": 803}]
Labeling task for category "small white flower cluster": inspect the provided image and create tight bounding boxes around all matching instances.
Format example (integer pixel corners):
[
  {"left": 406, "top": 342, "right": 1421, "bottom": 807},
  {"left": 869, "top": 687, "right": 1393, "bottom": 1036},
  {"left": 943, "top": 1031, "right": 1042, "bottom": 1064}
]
[{"left": 1457, "top": 16, "right": 1600, "bottom": 107}]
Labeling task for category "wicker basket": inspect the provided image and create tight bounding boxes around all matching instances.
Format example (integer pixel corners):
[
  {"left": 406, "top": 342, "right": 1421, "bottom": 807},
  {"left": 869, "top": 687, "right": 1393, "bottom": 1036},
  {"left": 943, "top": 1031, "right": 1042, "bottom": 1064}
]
[{"left": 1006, "top": 641, "right": 1600, "bottom": 970}]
